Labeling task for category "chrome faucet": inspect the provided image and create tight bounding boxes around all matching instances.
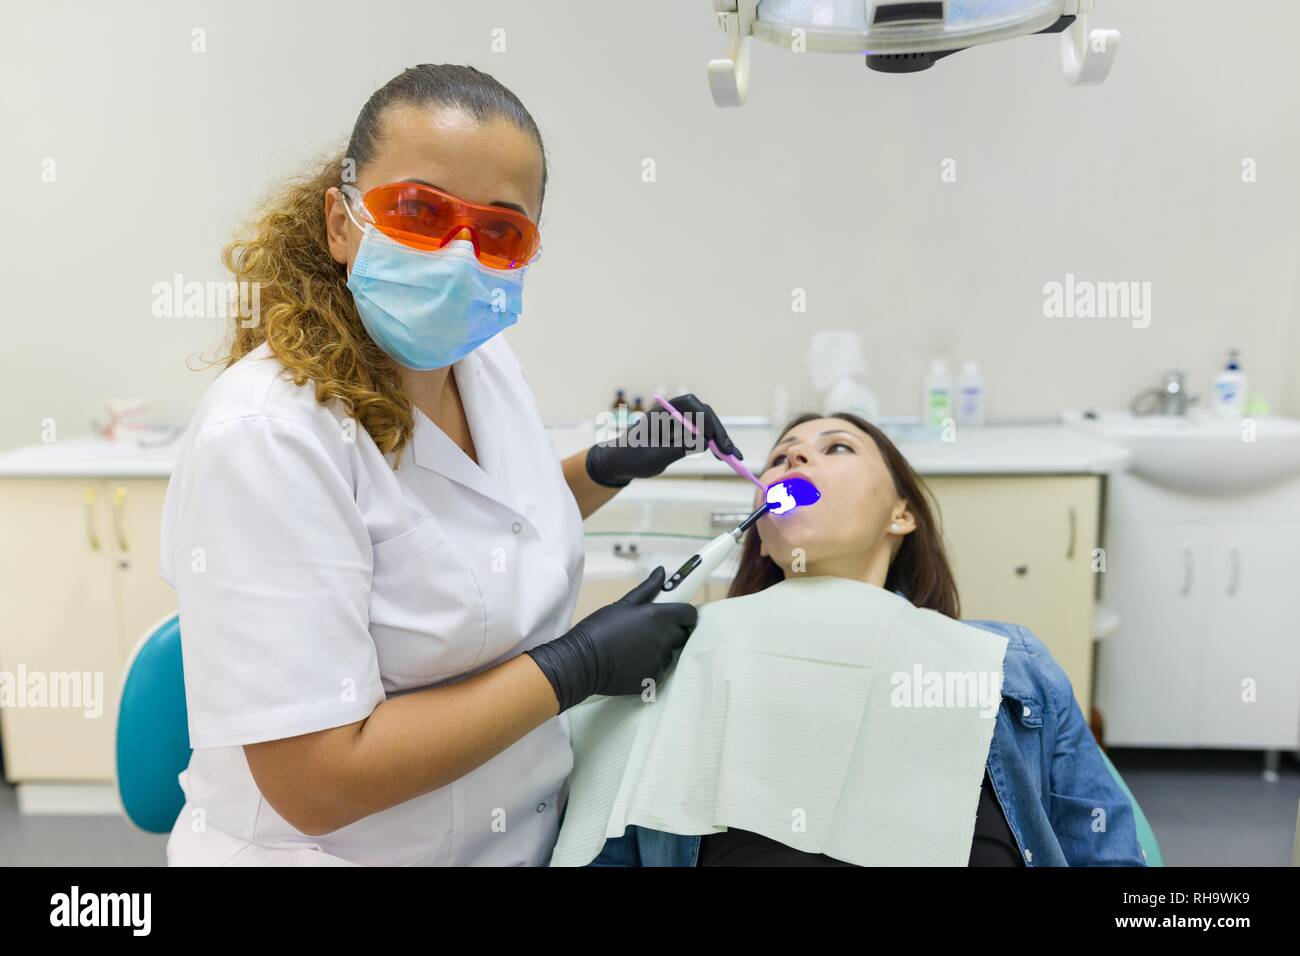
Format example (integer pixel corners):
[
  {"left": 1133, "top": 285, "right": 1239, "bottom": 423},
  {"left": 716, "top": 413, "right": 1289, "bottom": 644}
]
[{"left": 1130, "top": 370, "right": 1198, "bottom": 416}]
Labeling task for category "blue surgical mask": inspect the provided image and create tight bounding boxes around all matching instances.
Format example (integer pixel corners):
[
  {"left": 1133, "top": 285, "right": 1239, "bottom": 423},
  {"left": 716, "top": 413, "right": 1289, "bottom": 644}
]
[{"left": 346, "top": 225, "right": 526, "bottom": 371}]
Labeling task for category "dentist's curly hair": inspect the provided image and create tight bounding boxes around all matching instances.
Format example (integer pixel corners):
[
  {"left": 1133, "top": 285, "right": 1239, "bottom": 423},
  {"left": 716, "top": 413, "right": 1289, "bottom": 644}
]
[
  {"left": 728, "top": 412, "right": 961, "bottom": 619},
  {"left": 212, "top": 64, "right": 547, "bottom": 466}
]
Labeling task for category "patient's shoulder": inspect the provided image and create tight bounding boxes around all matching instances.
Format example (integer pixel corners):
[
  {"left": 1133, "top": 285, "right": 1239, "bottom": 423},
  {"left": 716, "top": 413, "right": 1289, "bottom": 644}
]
[
  {"left": 963, "top": 619, "right": 1073, "bottom": 703},
  {"left": 962, "top": 618, "right": 1026, "bottom": 645}
]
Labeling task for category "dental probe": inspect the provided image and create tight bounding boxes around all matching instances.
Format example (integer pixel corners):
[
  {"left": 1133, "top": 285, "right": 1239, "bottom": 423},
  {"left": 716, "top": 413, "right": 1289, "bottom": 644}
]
[
  {"left": 651, "top": 393, "right": 764, "bottom": 489},
  {"left": 652, "top": 477, "right": 821, "bottom": 605}
]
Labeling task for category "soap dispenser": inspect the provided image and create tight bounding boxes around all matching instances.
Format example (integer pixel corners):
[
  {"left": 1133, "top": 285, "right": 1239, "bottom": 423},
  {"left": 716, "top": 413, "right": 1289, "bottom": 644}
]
[{"left": 1212, "top": 350, "right": 1247, "bottom": 418}]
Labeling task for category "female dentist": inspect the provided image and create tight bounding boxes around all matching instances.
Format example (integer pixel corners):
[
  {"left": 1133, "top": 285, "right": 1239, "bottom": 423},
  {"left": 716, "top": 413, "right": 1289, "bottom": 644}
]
[{"left": 159, "top": 63, "right": 742, "bottom": 866}]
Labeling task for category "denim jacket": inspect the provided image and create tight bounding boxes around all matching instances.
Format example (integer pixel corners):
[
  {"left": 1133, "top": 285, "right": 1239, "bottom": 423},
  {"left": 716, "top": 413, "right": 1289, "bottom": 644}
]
[{"left": 580, "top": 619, "right": 1146, "bottom": 868}]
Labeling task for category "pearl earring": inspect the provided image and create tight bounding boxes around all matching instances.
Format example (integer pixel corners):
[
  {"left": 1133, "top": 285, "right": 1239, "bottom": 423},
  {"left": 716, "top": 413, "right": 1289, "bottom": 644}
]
[{"left": 890, "top": 522, "right": 901, "bottom": 532}]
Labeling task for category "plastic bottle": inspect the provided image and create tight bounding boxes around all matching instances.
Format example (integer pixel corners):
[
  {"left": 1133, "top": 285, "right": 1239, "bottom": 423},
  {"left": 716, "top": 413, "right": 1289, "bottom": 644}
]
[
  {"left": 612, "top": 388, "right": 628, "bottom": 429},
  {"left": 956, "top": 360, "right": 985, "bottom": 427},
  {"left": 1212, "top": 350, "right": 1247, "bottom": 418},
  {"left": 922, "top": 358, "right": 953, "bottom": 427}
]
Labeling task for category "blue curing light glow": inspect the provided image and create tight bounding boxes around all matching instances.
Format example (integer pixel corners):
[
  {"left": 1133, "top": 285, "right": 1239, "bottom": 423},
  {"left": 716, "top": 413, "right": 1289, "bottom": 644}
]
[{"left": 765, "top": 477, "right": 821, "bottom": 516}]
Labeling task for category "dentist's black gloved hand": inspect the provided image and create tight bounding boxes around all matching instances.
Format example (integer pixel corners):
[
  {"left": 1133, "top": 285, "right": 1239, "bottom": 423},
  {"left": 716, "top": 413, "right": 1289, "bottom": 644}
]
[
  {"left": 526, "top": 567, "right": 697, "bottom": 713},
  {"left": 585, "top": 393, "right": 743, "bottom": 488}
]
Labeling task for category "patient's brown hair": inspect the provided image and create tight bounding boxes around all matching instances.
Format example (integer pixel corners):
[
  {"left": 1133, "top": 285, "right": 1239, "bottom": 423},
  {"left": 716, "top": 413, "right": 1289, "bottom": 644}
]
[{"left": 727, "top": 411, "right": 961, "bottom": 619}]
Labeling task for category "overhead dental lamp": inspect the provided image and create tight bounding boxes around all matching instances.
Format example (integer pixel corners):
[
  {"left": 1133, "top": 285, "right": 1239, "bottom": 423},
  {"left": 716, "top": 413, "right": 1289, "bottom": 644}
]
[{"left": 707, "top": 0, "right": 1121, "bottom": 107}]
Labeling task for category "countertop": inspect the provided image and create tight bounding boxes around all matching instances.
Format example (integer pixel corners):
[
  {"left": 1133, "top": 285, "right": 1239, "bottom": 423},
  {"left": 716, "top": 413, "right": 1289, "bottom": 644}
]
[
  {"left": 0, "top": 418, "right": 1131, "bottom": 479},
  {"left": 0, "top": 435, "right": 182, "bottom": 478},
  {"left": 644, "top": 422, "right": 1133, "bottom": 478}
]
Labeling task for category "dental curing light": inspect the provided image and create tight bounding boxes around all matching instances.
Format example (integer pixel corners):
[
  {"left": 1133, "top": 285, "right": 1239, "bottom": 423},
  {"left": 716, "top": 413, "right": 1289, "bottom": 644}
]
[
  {"left": 707, "top": 0, "right": 1120, "bottom": 107},
  {"left": 654, "top": 477, "right": 822, "bottom": 604}
]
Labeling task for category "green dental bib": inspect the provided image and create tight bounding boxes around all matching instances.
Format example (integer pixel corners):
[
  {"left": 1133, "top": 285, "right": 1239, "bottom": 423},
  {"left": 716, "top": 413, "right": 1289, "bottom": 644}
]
[{"left": 551, "top": 576, "right": 1009, "bottom": 867}]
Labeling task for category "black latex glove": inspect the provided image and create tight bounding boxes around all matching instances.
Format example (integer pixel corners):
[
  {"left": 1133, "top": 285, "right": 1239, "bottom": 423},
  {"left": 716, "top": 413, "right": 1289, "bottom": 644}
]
[
  {"left": 585, "top": 393, "right": 743, "bottom": 488},
  {"left": 525, "top": 567, "right": 697, "bottom": 713}
]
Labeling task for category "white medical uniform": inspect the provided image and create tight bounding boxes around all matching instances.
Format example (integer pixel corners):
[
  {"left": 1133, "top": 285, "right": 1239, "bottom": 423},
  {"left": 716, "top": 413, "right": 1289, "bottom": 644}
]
[{"left": 158, "top": 337, "right": 585, "bottom": 866}]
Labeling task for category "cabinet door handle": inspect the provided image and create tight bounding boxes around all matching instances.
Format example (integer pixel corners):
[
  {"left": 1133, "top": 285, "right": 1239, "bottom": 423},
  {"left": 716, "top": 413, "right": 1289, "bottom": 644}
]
[
  {"left": 83, "top": 487, "right": 101, "bottom": 551},
  {"left": 112, "top": 486, "right": 129, "bottom": 552},
  {"left": 1180, "top": 546, "right": 1193, "bottom": 595},
  {"left": 1226, "top": 546, "right": 1240, "bottom": 596},
  {"left": 1066, "top": 506, "right": 1077, "bottom": 560}
]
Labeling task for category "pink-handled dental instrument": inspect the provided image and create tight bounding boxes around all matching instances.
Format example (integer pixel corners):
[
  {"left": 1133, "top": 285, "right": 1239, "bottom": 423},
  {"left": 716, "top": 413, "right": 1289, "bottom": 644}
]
[{"left": 651, "top": 393, "right": 764, "bottom": 488}]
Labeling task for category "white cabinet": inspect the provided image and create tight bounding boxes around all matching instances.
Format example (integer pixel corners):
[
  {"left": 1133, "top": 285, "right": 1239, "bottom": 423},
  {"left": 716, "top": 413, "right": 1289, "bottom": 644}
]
[
  {"left": 1094, "top": 523, "right": 1210, "bottom": 746},
  {"left": 0, "top": 477, "right": 176, "bottom": 783},
  {"left": 1202, "top": 522, "right": 1300, "bottom": 748},
  {"left": 1095, "top": 471, "right": 1300, "bottom": 749}
]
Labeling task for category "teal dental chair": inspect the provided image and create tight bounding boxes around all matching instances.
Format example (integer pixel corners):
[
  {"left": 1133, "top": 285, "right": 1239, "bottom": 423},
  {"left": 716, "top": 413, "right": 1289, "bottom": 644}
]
[
  {"left": 1098, "top": 747, "right": 1164, "bottom": 866},
  {"left": 112, "top": 614, "right": 1164, "bottom": 864},
  {"left": 116, "top": 613, "right": 191, "bottom": 834}
]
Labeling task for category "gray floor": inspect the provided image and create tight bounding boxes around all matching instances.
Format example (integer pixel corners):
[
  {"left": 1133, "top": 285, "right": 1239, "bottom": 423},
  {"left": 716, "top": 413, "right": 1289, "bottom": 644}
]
[
  {"left": 0, "top": 780, "right": 168, "bottom": 866},
  {"left": 1109, "top": 748, "right": 1300, "bottom": 866},
  {"left": 0, "top": 749, "right": 1296, "bottom": 866}
]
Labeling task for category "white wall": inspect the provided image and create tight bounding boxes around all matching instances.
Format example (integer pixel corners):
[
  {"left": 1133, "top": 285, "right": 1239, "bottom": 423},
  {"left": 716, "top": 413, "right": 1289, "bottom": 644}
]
[{"left": 3, "top": 0, "right": 1299, "bottom": 449}]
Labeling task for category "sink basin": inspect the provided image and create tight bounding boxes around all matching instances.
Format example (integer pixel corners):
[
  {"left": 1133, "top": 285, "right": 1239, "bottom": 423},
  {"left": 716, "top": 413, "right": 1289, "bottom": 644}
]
[{"left": 1063, "top": 409, "right": 1300, "bottom": 494}]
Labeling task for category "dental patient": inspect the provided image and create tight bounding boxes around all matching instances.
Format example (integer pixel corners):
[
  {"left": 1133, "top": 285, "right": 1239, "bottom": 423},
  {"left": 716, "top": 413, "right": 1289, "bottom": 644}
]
[{"left": 551, "top": 412, "right": 1146, "bottom": 867}]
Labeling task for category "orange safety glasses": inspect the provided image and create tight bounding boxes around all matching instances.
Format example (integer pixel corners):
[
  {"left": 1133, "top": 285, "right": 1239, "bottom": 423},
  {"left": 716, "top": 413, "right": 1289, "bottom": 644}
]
[{"left": 341, "top": 181, "right": 541, "bottom": 270}]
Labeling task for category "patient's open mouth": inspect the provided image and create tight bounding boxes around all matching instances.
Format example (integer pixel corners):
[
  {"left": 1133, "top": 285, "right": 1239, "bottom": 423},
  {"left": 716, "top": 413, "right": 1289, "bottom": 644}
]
[{"left": 765, "top": 476, "right": 821, "bottom": 516}]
